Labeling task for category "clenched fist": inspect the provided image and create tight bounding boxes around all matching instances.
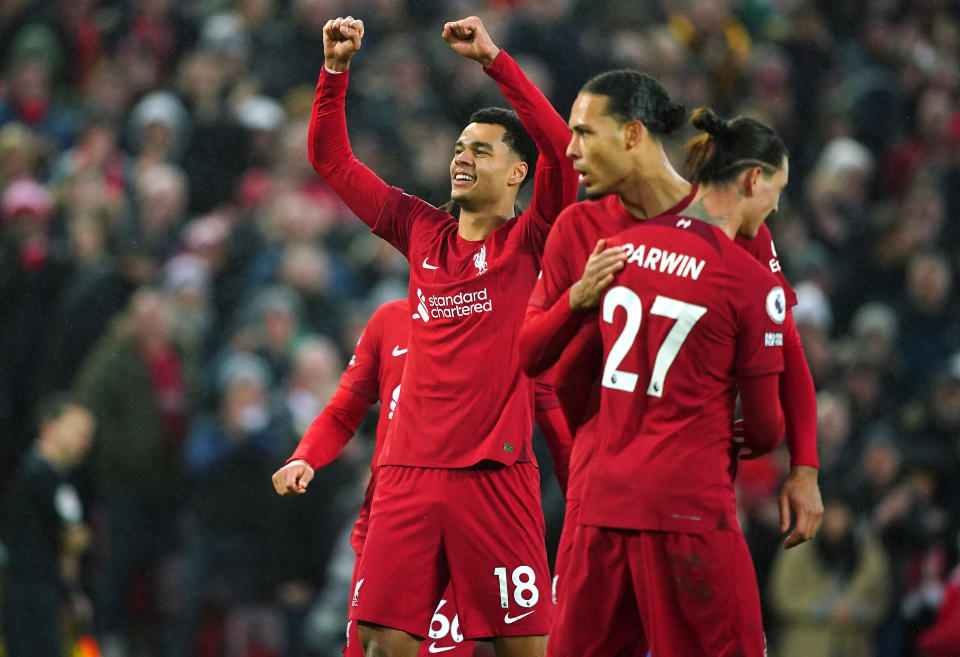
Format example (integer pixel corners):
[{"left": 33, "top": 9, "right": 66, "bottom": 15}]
[
  {"left": 323, "top": 16, "right": 364, "bottom": 72},
  {"left": 442, "top": 16, "right": 500, "bottom": 67}
]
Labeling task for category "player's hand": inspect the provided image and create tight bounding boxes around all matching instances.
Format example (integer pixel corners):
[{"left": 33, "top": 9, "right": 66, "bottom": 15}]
[
  {"left": 779, "top": 465, "right": 823, "bottom": 549},
  {"left": 272, "top": 459, "right": 315, "bottom": 496},
  {"left": 569, "top": 240, "right": 627, "bottom": 311},
  {"left": 323, "top": 16, "right": 364, "bottom": 72},
  {"left": 442, "top": 16, "right": 500, "bottom": 67}
]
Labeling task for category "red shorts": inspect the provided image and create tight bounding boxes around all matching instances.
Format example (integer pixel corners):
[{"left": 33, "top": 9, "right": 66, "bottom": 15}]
[
  {"left": 548, "top": 525, "right": 766, "bottom": 657},
  {"left": 346, "top": 557, "right": 475, "bottom": 656},
  {"left": 353, "top": 463, "right": 552, "bottom": 640},
  {"left": 551, "top": 496, "right": 580, "bottom": 606}
]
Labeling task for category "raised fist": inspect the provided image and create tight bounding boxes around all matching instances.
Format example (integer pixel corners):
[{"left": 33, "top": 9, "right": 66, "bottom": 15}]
[
  {"left": 323, "top": 16, "right": 364, "bottom": 72},
  {"left": 442, "top": 16, "right": 500, "bottom": 68}
]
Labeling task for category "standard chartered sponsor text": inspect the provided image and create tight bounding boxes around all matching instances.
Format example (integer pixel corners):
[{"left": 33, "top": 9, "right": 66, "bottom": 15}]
[{"left": 427, "top": 288, "right": 493, "bottom": 319}]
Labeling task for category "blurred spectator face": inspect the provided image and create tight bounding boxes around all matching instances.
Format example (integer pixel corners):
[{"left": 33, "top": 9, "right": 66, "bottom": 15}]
[
  {"left": 862, "top": 438, "right": 902, "bottom": 489},
  {"left": 264, "top": 191, "right": 333, "bottom": 242},
  {"left": 906, "top": 252, "right": 952, "bottom": 313},
  {"left": 8, "top": 58, "right": 51, "bottom": 123},
  {"left": 83, "top": 58, "right": 133, "bottom": 118},
  {"left": 915, "top": 88, "right": 953, "bottom": 143},
  {"left": 900, "top": 182, "right": 945, "bottom": 246},
  {"left": 69, "top": 214, "right": 107, "bottom": 263},
  {"left": 222, "top": 377, "right": 269, "bottom": 437},
  {"left": 845, "top": 360, "right": 883, "bottom": 411},
  {"left": 821, "top": 499, "right": 854, "bottom": 544},
  {"left": 2, "top": 178, "right": 53, "bottom": 243},
  {"left": 817, "top": 391, "right": 851, "bottom": 454},
  {"left": 43, "top": 404, "right": 96, "bottom": 469},
  {"left": 131, "top": 289, "right": 174, "bottom": 347},
  {"left": 280, "top": 243, "right": 329, "bottom": 295},
  {"left": 138, "top": 164, "right": 187, "bottom": 234},
  {"left": 931, "top": 378, "right": 960, "bottom": 430},
  {"left": 0, "top": 123, "right": 39, "bottom": 182}
]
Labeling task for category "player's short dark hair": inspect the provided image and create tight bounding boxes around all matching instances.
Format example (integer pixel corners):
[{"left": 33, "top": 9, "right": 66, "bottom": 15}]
[
  {"left": 467, "top": 107, "right": 538, "bottom": 188},
  {"left": 34, "top": 392, "right": 81, "bottom": 432},
  {"left": 580, "top": 70, "right": 687, "bottom": 136},
  {"left": 684, "top": 108, "right": 788, "bottom": 184}
]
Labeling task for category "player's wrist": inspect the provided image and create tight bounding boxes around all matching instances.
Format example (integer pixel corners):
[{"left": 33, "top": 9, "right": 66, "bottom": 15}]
[
  {"left": 479, "top": 47, "right": 500, "bottom": 68},
  {"left": 788, "top": 464, "right": 818, "bottom": 480},
  {"left": 325, "top": 56, "right": 350, "bottom": 73}
]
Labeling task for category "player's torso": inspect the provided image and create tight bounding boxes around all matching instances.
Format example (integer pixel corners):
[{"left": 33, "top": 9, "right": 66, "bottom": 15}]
[
  {"left": 382, "top": 217, "right": 540, "bottom": 467},
  {"left": 580, "top": 220, "right": 748, "bottom": 533}
]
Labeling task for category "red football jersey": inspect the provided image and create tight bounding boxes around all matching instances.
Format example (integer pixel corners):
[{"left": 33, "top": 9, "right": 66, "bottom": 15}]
[
  {"left": 735, "top": 222, "right": 798, "bottom": 307},
  {"left": 338, "top": 300, "right": 408, "bottom": 553},
  {"left": 528, "top": 191, "right": 698, "bottom": 501},
  {"left": 578, "top": 216, "right": 786, "bottom": 534},
  {"left": 308, "top": 51, "right": 576, "bottom": 468},
  {"left": 373, "top": 190, "right": 550, "bottom": 466}
]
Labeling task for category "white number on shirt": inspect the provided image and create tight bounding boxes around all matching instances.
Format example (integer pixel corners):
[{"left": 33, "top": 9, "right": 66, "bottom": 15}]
[
  {"left": 601, "top": 288, "right": 707, "bottom": 397},
  {"left": 493, "top": 565, "right": 539, "bottom": 608}
]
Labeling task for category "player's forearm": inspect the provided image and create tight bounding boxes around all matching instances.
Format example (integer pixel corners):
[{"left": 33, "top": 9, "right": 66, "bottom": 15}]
[
  {"left": 519, "top": 291, "right": 585, "bottom": 377},
  {"left": 484, "top": 51, "right": 570, "bottom": 164},
  {"left": 307, "top": 68, "right": 390, "bottom": 226},
  {"left": 535, "top": 405, "right": 572, "bottom": 494},
  {"left": 289, "top": 386, "right": 372, "bottom": 469},
  {"left": 739, "top": 373, "right": 785, "bottom": 455},
  {"left": 780, "top": 313, "right": 819, "bottom": 468}
]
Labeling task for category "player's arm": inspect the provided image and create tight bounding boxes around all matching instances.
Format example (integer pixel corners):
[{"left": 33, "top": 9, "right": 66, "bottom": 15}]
[
  {"left": 776, "top": 311, "right": 823, "bottom": 548},
  {"left": 443, "top": 17, "right": 578, "bottom": 224},
  {"left": 520, "top": 238, "right": 626, "bottom": 376},
  {"left": 534, "top": 377, "right": 573, "bottom": 494},
  {"left": 273, "top": 304, "right": 383, "bottom": 496},
  {"left": 737, "top": 373, "right": 785, "bottom": 456},
  {"left": 306, "top": 16, "right": 392, "bottom": 227}
]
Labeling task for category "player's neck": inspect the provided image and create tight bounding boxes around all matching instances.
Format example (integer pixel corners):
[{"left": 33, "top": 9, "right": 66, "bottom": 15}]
[
  {"left": 686, "top": 185, "right": 744, "bottom": 240},
  {"left": 618, "top": 161, "right": 692, "bottom": 220},
  {"left": 457, "top": 198, "right": 515, "bottom": 241}
]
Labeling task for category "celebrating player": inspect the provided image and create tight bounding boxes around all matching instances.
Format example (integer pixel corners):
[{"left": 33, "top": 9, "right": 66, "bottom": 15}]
[
  {"left": 518, "top": 70, "right": 822, "bottom": 605},
  {"left": 272, "top": 299, "right": 572, "bottom": 657},
  {"left": 548, "top": 107, "right": 791, "bottom": 657},
  {"left": 305, "top": 14, "right": 576, "bottom": 657}
]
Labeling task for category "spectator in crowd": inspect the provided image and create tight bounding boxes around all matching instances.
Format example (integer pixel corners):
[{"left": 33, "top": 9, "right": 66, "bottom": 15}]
[{"left": 770, "top": 493, "right": 892, "bottom": 657}]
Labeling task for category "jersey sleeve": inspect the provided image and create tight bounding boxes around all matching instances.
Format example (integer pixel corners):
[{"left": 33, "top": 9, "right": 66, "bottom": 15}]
[
  {"left": 288, "top": 386, "right": 373, "bottom": 469},
  {"left": 530, "top": 213, "right": 579, "bottom": 309},
  {"left": 307, "top": 68, "right": 392, "bottom": 227},
  {"left": 735, "top": 268, "right": 787, "bottom": 379},
  {"left": 485, "top": 52, "right": 578, "bottom": 245},
  {"left": 736, "top": 223, "right": 797, "bottom": 307},
  {"left": 780, "top": 311, "right": 819, "bottom": 468},
  {"left": 339, "top": 307, "right": 385, "bottom": 401}
]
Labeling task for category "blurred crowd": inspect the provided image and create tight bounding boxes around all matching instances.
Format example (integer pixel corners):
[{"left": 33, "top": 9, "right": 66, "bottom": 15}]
[{"left": 0, "top": 0, "right": 957, "bottom": 656}]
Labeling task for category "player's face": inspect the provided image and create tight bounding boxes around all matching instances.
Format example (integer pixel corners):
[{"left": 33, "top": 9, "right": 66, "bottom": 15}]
[
  {"left": 52, "top": 406, "right": 95, "bottom": 467},
  {"left": 450, "top": 122, "right": 524, "bottom": 210},
  {"left": 740, "top": 156, "right": 789, "bottom": 239},
  {"left": 566, "top": 93, "right": 632, "bottom": 198}
]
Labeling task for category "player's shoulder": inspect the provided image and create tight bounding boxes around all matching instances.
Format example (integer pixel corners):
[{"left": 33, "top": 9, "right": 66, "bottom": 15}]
[{"left": 555, "top": 195, "right": 620, "bottom": 230}]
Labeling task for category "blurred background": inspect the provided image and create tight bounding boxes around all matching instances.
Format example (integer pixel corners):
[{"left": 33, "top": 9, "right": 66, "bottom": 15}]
[{"left": 0, "top": 0, "right": 958, "bottom": 656}]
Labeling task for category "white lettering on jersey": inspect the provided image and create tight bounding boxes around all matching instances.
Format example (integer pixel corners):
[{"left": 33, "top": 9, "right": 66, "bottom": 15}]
[
  {"left": 352, "top": 578, "right": 364, "bottom": 607},
  {"left": 473, "top": 245, "right": 488, "bottom": 276},
  {"left": 766, "top": 286, "right": 787, "bottom": 324},
  {"left": 765, "top": 332, "right": 784, "bottom": 346},
  {"left": 768, "top": 239, "right": 782, "bottom": 272},
  {"left": 426, "top": 287, "right": 493, "bottom": 319},
  {"left": 676, "top": 217, "right": 692, "bottom": 229},
  {"left": 621, "top": 243, "right": 705, "bottom": 280}
]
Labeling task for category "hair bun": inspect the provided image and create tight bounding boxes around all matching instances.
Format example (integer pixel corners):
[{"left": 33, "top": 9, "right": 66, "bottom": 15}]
[{"left": 691, "top": 108, "right": 727, "bottom": 137}]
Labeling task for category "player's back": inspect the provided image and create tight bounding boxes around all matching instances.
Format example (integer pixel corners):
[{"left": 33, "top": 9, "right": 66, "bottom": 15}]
[{"left": 578, "top": 215, "right": 785, "bottom": 535}]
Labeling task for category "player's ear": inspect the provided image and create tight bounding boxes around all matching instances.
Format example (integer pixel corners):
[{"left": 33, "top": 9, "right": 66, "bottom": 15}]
[
  {"left": 743, "top": 166, "right": 763, "bottom": 196},
  {"left": 623, "top": 120, "right": 645, "bottom": 150},
  {"left": 508, "top": 160, "right": 528, "bottom": 187}
]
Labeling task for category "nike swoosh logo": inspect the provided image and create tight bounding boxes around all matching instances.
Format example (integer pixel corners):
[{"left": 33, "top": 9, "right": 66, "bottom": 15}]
[
  {"left": 392, "top": 346, "right": 407, "bottom": 357},
  {"left": 503, "top": 610, "right": 535, "bottom": 624},
  {"left": 422, "top": 258, "right": 439, "bottom": 270},
  {"left": 428, "top": 644, "right": 456, "bottom": 653}
]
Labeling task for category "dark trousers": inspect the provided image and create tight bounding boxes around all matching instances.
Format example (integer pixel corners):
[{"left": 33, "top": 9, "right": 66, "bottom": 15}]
[{"left": 2, "top": 577, "right": 65, "bottom": 657}]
